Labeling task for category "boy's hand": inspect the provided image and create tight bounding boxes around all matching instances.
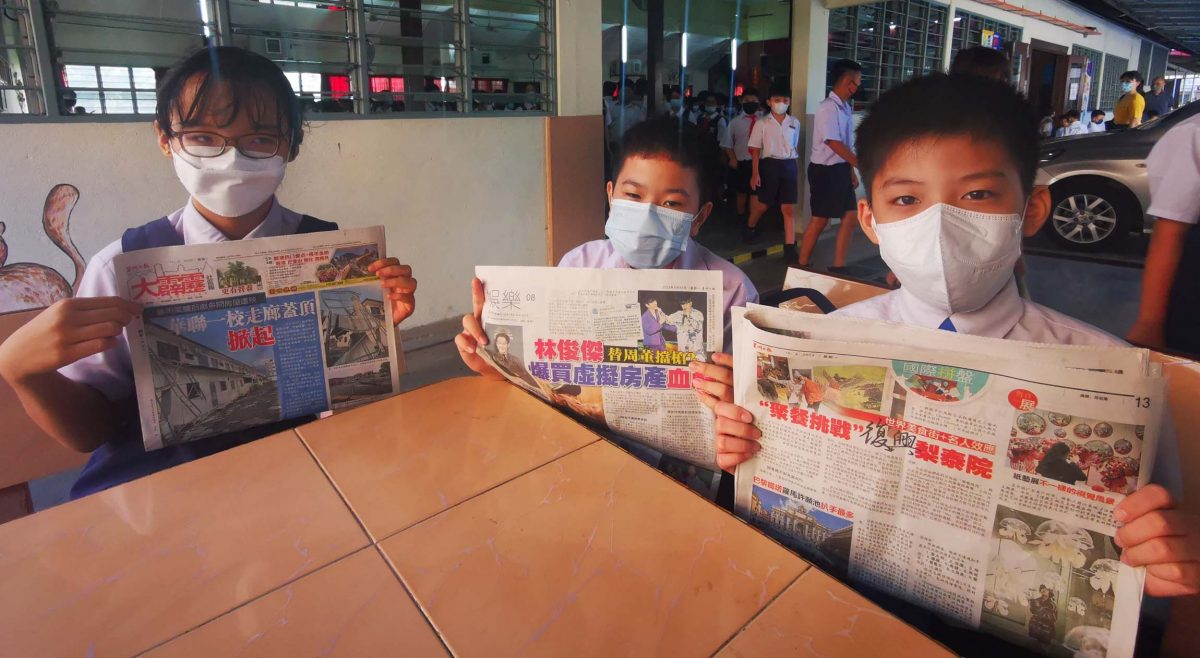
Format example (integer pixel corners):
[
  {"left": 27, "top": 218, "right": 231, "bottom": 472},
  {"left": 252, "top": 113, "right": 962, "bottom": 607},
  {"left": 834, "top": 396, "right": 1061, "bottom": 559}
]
[
  {"left": 713, "top": 401, "right": 762, "bottom": 473},
  {"left": 750, "top": 172, "right": 761, "bottom": 190},
  {"left": 454, "top": 277, "right": 505, "bottom": 381},
  {"left": 1126, "top": 322, "right": 1165, "bottom": 349},
  {"left": 851, "top": 169, "right": 860, "bottom": 189},
  {"left": 0, "top": 297, "right": 140, "bottom": 383},
  {"left": 1114, "top": 484, "right": 1200, "bottom": 597},
  {"left": 691, "top": 352, "right": 735, "bottom": 408},
  {"left": 368, "top": 258, "right": 417, "bottom": 326}
]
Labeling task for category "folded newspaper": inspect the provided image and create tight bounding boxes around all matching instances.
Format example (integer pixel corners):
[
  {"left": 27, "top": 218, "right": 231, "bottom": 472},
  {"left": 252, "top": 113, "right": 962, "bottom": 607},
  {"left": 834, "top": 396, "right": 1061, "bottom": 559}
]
[
  {"left": 116, "top": 226, "right": 400, "bottom": 451},
  {"left": 733, "top": 305, "right": 1165, "bottom": 658},
  {"left": 475, "top": 265, "right": 722, "bottom": 480}
]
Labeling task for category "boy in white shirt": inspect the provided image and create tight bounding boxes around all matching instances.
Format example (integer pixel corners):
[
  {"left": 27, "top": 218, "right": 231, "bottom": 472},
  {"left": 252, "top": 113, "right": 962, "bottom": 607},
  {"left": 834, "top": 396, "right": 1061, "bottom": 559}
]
[
  {"left": 720, "top": 88, "right": 762, "bottom": 220},
  {"left": 710, "top": 75, "right": 1199, "bottom": 615},
  {"left": 1088, "top": 109, "right": 1108, "bottom": 133},
  {"left": 744, "top": 83, "right": 803, "bottom": 260}
]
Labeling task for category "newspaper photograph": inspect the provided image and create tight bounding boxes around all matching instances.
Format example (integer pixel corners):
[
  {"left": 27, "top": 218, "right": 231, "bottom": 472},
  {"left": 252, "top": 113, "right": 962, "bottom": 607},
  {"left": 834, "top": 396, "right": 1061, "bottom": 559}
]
[
  {"left": 733, "top": 305, "right": 1166, "bottom": 658},
  {"left": 475, "top": 265, "right": 723, "bottom": 472},
  {"left": 116, "top": 226, "right": 400, "bottom": 451}
]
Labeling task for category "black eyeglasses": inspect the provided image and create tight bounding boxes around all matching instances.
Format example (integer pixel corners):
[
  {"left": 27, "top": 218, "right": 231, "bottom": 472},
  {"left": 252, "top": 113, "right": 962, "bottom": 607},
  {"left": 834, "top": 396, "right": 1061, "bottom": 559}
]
[{"left": 173, "top": 131, "right": 284, "bottom": 159}]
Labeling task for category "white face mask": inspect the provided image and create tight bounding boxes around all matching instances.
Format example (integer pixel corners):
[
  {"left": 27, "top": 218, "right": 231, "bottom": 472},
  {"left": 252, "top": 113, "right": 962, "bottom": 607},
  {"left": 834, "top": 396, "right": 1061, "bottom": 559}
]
[
  {"left": 604, "top": 199, "right": 694, "bottom": 269},
  {"left": 171, "top": 147, "right": 287, "bottom": 217},
  {"left": 771, "top": 101, "right": 789, "bottom": 115},
  {"left": 873, "top": 202, "right": 1024, "bottom": 315}
]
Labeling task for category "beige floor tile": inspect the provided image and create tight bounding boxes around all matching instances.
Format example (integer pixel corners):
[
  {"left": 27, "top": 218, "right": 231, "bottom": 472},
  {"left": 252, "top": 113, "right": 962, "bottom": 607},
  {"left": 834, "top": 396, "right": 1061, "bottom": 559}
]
[
  {"left": 0, "top": 431, "right": 367, "bottom": 656},
  {"left": 146, "top": 547, "right": 447, "bottom": 657},
  {"left": 381, "top": 441, "right": 807, "bottom": 657},
  {"left": 299, "top": 377, "right": 599, "bottom": 539},
  {"left": 717, "top": 569, "right": 954, "bottom": 657}
]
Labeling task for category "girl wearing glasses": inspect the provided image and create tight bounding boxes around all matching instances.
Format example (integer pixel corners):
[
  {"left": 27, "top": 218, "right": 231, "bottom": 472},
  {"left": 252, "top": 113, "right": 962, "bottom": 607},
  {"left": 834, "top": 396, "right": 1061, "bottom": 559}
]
[{"left": 0, "top": 46, "right": 417, "bottom": 498}]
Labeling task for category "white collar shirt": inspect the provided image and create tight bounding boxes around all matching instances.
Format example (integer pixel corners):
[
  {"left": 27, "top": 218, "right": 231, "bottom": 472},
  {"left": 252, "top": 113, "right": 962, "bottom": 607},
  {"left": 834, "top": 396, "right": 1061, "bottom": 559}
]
[
  {"left": 810, "top": 92, "right": 855, "bottom": 165},
  {"left": 747, "top": 113, "right": 801, "bottom": 160}
]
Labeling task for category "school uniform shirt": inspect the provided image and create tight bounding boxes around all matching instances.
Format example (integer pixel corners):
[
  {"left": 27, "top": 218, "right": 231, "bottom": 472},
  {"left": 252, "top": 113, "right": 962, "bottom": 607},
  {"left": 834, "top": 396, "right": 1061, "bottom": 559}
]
[
  {"left": 834, "top": 277, "right": 1183, "bottom": 498},
  {"left": 1087, "top": 120, "right": 1107, "bottom": 134},
  {"left": 720, "top": 112, "right": 759, "bottom": 161},
  {"left": 810, "top": 91, "right": 854, "bottom": 165},
  {"left": 59, "top": 200, "right": 305, "bottom": 401},
  {"left": 747, "top": 113, "right": 801, "bottom": 161},
  {"left": 1056, "top": 120, "right": 1086, "bottom": 137},
  {"left": 1146, "top": 112, "right": 1200, "bottom": 225},
  {"left": 1114, "top": 91, "right": 1145, "bottom": 126},
  {"left": 612, "top": 103, "right": 646, "bottom": 138},
  {"left": 558, "top": 238, "right": 759, "bottom": 351}
]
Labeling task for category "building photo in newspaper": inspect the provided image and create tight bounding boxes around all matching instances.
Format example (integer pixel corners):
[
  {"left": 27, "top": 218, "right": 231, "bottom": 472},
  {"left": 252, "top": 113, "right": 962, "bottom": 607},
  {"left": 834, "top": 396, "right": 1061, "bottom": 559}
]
[
  {"left": 983, "top": 504, "right": 1120, "bottom": 657},
  {"left": 319, "top": 284, "right": 395, "bottom": 409},
  {"left": 142, "top": 293, "right": 318, "bottom": 447}
]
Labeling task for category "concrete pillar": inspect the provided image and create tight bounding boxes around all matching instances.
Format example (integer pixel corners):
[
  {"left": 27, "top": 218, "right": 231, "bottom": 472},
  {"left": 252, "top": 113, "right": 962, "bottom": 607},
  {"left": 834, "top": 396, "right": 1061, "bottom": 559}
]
[
  {"left": 942, "top": 0, "right": 958, "bottom": 72},
  {"left": 555, "top": 0, "right": 603, "bottom": 117},
  {"left": 789, "top": 0, "right": 831, "bottom": 235}
]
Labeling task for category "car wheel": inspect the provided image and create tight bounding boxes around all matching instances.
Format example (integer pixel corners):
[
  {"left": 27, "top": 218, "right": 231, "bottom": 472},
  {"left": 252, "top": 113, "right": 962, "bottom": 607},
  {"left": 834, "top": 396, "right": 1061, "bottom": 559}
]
[{"left": 1046, "top": 180, "right": 1134, "bottom": 251}]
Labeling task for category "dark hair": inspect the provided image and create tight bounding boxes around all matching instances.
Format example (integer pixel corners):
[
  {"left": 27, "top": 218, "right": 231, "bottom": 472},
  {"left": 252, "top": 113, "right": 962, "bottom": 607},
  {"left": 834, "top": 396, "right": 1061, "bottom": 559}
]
[
  {"left": 949, "top": 46, "right": 1011, "bottom": 82},
  {"left": 1065, "top": 109, "right": 1081, "bottom": 121},
  {"left": 696, "top": 90, "right": 711, "bottom": 103},
  {"left": 1091, "top": 109, "right": 1106, "bottom": 118},
  {"left": 856, "top": 73, "right": 1039, "bottom": 200},
  {"left": 741, "top": 87, "right": 760, "bottom": 100},
  {"left": 156, "top": 46, "right": 304, "bottom": 156},
  {"left": 1045, "top": 441, "right": 1071, "bottom": 460},
  {"left": 767, "top": 81, "right": 790, "bottom": 99},
  {"left": 634, "top": 78, "right": 649, "bottom": 94},
  {"left": 603, "top": 80, "right": 617, "bottom": 96},
  {"left": 614, "top": 118, "right": 720, "bottom": 204},
  {"left": 830, "top": 59, "right": 863, "bottom": 86},
  {"left": 1120, "top": 70, "right": 1143, "bottom": 84}
]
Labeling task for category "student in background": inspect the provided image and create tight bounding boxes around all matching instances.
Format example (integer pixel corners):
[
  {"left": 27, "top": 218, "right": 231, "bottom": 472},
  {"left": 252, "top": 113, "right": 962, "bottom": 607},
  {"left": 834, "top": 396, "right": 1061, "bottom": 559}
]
[
  {"left": 1056, "top": 110, "right": 1086, "bottom": 137},
  {"left": 1145, "top": 75, "right": 1172, "bottom": 118},
  {"left": 720, "top": 87, "right": 761, "bottom": 221},
  {"left": 1113, "top": 70, "right": 1146, "bottom": 129},
  {"left": 1128, "top": 107, "right": 1200, "bottom": 356},
  {"left": 456, "top": 118, "right": 759, "bottom": 476},
  {"left": 743, "top": 82, "right": 803, "bottom": 261},
  {"left": 797, "top": 59, "right": 863, "bottom": 271},
  {"left": 0, "top": 46, "right": 417, "bottom": 498},
  {"left": 1088, "top": 109, "right": 1108, "bottom": 133},
  {"left": 711, "top": 74, "right": 1199, "bottom": 614},
  {"left": 663, "top": 86, "right": 685, "bottom": 120}
]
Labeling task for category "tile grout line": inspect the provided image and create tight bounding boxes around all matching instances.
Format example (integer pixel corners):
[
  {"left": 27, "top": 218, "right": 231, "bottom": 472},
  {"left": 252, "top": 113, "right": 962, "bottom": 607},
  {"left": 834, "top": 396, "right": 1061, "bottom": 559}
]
[
  {"left": 371, "top": 543, "right": 457, "bottom": 657},
  {"left": 132, "top": 548, "right": 370, "bottom": 657},
  {"left": 371, "top": 437, "right": 603, "bottom": 545},
  {"left": 293, "top": 427, "right": 379, "bottom": 545},
  {"left": 708, "top": 570, "right": 809, "bottom": 657}
]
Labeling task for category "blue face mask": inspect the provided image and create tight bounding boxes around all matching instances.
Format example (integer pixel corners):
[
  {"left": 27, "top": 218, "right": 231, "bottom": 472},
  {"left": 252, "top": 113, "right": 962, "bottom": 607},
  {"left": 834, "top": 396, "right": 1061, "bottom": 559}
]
[
  {"left": 605, "top": 199, "right": 694, "bottom": 269},
  {"left": 669, "top": 98, "right": 683, "bottom": 110},
  {"left": 1121, "top": 81, "right": 1135, "bottom": 93}
]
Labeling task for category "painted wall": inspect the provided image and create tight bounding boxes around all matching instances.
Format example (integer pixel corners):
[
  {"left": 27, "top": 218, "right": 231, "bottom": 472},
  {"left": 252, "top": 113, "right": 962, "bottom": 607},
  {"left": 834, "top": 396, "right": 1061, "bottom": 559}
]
[
  {"left": 0, "top": 116, "right": 548, "bottom": 327},
  {"left": 956, "top": 0, "right": 1143, "bottom": 68}
]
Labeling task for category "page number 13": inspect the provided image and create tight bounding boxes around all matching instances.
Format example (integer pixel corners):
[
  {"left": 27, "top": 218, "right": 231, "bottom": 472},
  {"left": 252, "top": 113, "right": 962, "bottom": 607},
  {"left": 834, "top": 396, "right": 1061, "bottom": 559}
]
[{"left": 1136, "top": 397, "right": 1152, "bottom": 409}]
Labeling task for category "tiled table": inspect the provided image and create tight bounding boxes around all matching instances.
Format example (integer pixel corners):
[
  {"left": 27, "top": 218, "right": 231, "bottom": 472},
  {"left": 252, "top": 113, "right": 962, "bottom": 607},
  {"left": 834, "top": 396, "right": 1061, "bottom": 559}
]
[{"left": 0, "top": 377, "right": 951, "bottom": 657}]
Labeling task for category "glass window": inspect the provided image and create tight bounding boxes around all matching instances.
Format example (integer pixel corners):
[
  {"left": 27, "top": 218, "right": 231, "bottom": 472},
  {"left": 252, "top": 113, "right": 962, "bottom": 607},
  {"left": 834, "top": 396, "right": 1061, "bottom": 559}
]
[
  {"left": 1099, "top": 54, "right": 1129, "bottom": 113},
  {"left": 467, "top": 0, "right": 553, "bottom": 114},
  {"left": 62, "top": 64, "right": 157, "bottom": 115},
  {"left": 0, "top": 1, "right": 46, "bottom": 115}
]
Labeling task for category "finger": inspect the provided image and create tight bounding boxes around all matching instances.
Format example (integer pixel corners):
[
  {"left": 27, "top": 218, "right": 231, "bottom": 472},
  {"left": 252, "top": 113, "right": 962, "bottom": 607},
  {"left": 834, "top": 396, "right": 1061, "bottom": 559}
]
[
  {"left": 710, "top": 352, "right": 734, "bottom": 368},
  {"left": 694, "top": 387, "right": 719, "bottom": 411},
  {"left": 64, "top": 296, "right": 140, "bottom": 313},
  {"left": 691, "top": 376, "right": 732, "bottom": 402},
  {"left": 67, "top": 320, "right": 127, "bottom": 344},
  {"left": 717, "top": 452, "right": 756, "bottom": 473},
  {"left": 718, "top": 434, "right": 761, "bottom": 455},
  {"left": 74, "top": 305, "right": 139, "bottom": 327},
  {"left": 373, "top": 264, "right": 413, "bottom": 279},
  {"left": 715, "top": 415, "right": 762, "bottom": 440},
  {"left": 380, "top": 276, "right": 418, "bottom": 292},
  {"left": 454, "top": 331, "right": 479, "bottom": 355},
  {"left": 1144, "top": 572, "right": 1200, "bottom": 598},
  {"left": 1114, "top": 484, "right": 1175, "bottom": 523},
  {"left": 1146, "top": 561, "right": 1200, "bottom": 588},
  {"left": 463, "top": 312, "right": 488, "bottom": 346},
  {"left": 1116, "top": 510, "right": 1193, "bottom": 548},
  {"left": 61, "top": 337, "right": 119, "bottom": 363},
  {"left": 689, "top": 360, "right": 733, "bottom": 386},
  {"left": 714, "top": 401, "right": 754, "bottom": 423},
  {"left": 471, "top": 277, "right": 486, "bottom": 319},
  {"left": 367, "top": 258, "right": 399, "bottom": 273},
  {"left": 1121, "top": 536, "right": 1200, "bottom": 567}
]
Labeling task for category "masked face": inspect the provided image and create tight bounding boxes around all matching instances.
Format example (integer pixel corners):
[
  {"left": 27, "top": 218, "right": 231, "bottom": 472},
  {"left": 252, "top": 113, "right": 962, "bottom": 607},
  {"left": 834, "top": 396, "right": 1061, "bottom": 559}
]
[
  {"left": 874, "top": 202, "right": 1024, "bottom": 315},
  {"left": 604, "top": 199, "right": 694, "bottom": 269},
  {"left": 172, "top": 148, "right": 287, "bottom": 217},
  {"left": 771, "top": 101, "right": 790, "bottom": 115},
  {"left": 1121, "top": 81, "right": 1136, "bottom": 93},
  {"left": 742, "top": 101, "right": 759, "bottom": 115},
  {"left": 705, "top": 104, "right": 719, "bottom": 115}
]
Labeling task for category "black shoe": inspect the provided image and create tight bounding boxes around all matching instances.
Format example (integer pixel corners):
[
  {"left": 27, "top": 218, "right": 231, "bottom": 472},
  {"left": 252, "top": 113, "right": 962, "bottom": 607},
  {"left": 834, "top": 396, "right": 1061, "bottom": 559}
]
[
  {"left": 742, "top": 226, "right": 760, "bottom": 244},
  {"left": 782, "top": 243, "right": 798, "bottom": 262}
]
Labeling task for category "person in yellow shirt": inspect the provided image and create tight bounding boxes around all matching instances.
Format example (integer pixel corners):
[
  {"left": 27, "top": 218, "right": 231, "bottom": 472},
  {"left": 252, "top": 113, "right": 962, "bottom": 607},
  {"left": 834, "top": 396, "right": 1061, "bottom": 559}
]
[{"left": 1113, "top": 70, "right": 1145, "bottom": 129}]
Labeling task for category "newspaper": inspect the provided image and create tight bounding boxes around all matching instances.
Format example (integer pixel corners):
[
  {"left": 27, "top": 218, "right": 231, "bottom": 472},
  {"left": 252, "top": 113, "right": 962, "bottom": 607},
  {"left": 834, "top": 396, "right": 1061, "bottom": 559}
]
[
  {"left": 475, "top": 265, "right": 723, "bottom": 478},
  {"left": 116, "top": 226, "right": 400, "bottom": 451},
  {"left": 733, "top": 305, "right": 1165, "bottom": 658}
]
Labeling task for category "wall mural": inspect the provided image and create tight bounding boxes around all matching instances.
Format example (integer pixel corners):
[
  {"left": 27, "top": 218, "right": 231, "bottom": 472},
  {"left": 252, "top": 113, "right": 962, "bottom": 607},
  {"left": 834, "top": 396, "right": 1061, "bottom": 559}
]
[{"left": 0, "top": 184, "right": 85, "bottom": 315}]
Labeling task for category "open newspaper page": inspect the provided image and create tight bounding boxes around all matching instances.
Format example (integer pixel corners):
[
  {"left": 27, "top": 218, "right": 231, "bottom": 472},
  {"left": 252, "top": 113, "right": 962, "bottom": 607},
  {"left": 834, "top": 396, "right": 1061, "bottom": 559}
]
[
  {"left": 733, "top": 306, "right": 1165, "bottom": 658},
  {"left": 117, "top": 226, "right": 400, "bottom": 451},
  {"left": 475, "top": 265, "right": 723, "bottom": 483}
]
